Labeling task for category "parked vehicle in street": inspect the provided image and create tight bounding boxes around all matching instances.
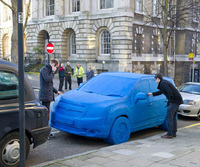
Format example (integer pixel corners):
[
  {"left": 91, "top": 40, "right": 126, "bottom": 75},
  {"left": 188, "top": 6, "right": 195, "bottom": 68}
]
[
  {"left": 0, "top": 60, "right": 50, "bottom": 167},
  {"left": 51, "top": 72, "right": 174, "bottom": 145},
  {"left": 178, "top": 82, "right": 200, "bottom": 120}
]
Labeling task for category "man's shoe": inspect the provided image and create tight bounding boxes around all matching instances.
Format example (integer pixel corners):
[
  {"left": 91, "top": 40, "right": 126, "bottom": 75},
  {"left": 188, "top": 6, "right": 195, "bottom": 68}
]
[{"left": 161, "top": 134, "right": 173, "bottom": 138}]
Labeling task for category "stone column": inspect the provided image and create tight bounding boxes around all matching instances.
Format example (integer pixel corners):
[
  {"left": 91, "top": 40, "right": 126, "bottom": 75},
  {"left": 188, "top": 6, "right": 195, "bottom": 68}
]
[
  {"left": 82, "top": 0, "right": 90, "bottom": 12},
  {"left": 55, "top": 0, "right": 64, "bottom": 16},
  {"left": 31, "top": 0, "right": 39, "bottom": 20}
]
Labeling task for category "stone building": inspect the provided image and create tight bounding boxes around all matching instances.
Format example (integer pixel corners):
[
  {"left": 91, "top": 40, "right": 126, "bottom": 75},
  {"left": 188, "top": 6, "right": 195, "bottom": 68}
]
[
  {"left": 1, "top": 0, "right": 200, "bottom": 85},
  {"left": 0, "top": 0, "right": 30, "bottom": 61}
]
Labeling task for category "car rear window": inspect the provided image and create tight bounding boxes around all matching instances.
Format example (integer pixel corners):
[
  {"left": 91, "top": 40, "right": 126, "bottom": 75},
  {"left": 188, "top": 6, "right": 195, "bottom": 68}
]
[
  {"left": 79, "top": 74, "right": 137, "bottom": 97},
  {"left": 0, "top": 71, "right": 19, "bottom": 100}
]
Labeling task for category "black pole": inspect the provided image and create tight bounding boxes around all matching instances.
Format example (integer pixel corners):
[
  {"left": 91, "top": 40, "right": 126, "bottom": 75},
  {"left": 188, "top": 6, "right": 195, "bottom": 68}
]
[{"left": 17, "top": 0, "right": 25, "bottom": 166}]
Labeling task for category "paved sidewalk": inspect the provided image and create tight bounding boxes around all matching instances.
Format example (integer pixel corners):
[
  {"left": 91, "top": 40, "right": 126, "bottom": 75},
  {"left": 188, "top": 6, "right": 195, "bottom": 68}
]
[{"left": 32, "top": 123, "right": 200, "bottom": 167}]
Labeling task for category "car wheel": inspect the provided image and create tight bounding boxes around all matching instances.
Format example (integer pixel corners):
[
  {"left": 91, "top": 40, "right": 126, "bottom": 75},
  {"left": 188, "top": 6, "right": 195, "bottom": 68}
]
[
  {"left": 196, "top": 111, "right": 200, "bottom": 120},
  {"left": 104, "top": 117, "right": 131, "bottom": 145},
  {"left": 0, "top": 132, "right": 30, "bottom": 167}
]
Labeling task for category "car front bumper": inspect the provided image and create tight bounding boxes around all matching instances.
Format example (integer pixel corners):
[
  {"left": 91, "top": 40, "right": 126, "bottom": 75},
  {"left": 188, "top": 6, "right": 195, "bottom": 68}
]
[
  {"left": 31, "top": 126, "right": 51, "bottom": 148},
  {"left": 50, "top": 116, "right": 109, "bottom": 139},
  {"left": 178, "top": 104, "right": 199, "bottom": 117}
]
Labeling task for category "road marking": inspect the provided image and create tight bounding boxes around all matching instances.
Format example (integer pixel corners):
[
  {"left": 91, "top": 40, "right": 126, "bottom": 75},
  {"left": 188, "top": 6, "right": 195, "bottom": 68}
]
[{"left": 179, "top": 122, "right": 200, "bottom": 130}]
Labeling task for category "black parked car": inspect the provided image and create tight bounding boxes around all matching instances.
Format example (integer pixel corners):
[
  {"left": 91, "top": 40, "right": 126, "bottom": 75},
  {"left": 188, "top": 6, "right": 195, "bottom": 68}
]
[{"left": 0, "top": 60, "right": 50, "bottom": 167}]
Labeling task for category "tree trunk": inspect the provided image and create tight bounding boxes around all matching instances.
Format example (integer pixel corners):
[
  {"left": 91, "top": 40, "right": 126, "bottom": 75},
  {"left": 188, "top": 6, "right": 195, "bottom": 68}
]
[
  {"left": 11, "top": 1, "right": 18, "bottom": 65},
  {"left": 163, "top": 0, "right": 168, "bottom": 76}
]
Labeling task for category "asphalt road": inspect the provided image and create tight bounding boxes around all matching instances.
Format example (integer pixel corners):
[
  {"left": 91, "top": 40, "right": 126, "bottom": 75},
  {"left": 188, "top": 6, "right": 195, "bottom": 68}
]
[{"left": 25, "top": 74, "right": 199, "bottom": 167}]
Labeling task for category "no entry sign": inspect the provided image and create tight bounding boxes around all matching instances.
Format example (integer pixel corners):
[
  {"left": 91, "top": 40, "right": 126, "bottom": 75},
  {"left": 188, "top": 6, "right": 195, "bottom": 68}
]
[{"left": 46, "top": 43, "right": 54, "bottom": 54}]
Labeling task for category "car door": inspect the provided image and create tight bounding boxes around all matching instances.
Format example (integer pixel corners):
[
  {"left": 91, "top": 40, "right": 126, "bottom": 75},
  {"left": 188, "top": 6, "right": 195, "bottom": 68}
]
[
  {"left": 131, "top": 78, "right": 157, "bottom": 130},
  {"left": 148, "top": 78, "right": 167, "bottom": 122}
]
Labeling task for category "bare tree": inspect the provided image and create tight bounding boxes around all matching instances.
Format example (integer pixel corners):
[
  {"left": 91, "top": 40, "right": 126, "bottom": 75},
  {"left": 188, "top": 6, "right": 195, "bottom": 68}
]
[
  {"left": 0, "top": 0, "right": 31, "bottom": 65},
  {"left": 144, "top": 0, "right": 200, "bottom": 76}
]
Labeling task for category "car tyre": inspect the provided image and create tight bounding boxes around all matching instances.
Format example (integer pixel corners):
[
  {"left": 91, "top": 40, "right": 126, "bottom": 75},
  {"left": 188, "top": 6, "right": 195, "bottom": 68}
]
[
  {"left": 104, "top": 117, "right": 131, "bottom": 145},
  {"left": 0, "top": 132, "right": 30, "bottom": 167},
  {"left": 196, "top": 111, "right": 200, "bottom": 120}
]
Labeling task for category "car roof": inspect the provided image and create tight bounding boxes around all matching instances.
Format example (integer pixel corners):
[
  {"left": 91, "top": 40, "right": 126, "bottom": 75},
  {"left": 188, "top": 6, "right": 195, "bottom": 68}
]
[
  {"left": 184, "top": 82, "right": 200, "bottom": 85},
  {"left": 99, "top": 72, "right": 153, "bottom": 79},
  {"left": 0, "top": 59, "right": 18, "bottom": 72}
]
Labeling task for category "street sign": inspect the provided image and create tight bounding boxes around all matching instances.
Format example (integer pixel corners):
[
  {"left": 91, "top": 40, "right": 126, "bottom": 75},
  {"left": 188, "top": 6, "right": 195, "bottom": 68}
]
[
  {"left": 189, "top": 53, "right": 194, "bottom": 60},
  {"left": 46, "top": 43, "right": 54, "bottom": 54}
]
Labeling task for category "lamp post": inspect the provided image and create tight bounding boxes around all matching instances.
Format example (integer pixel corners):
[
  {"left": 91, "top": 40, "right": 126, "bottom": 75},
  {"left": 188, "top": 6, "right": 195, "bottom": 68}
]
[
  {"left": 17, "top": 0, "right": 25, "bottom": 166},
  {"left": 102, "top": 60, "right": 105, "bottom": 71}
]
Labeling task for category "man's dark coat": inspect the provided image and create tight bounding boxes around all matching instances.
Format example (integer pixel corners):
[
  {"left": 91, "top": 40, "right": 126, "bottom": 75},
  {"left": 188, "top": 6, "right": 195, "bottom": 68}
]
[
  {"left": 153, "top": 79, "right": 183, "bottom": 105},
  {"left": 39, "top": 63, "right": 58, "bottom": 102}
]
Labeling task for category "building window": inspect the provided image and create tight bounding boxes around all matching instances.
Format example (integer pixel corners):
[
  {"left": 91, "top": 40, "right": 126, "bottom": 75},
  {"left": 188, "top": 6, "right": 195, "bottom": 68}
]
[
  {"left": 193, "top": 1, "right": 199, "bottom": 22},
  {"left": 70, "top": 32, "right": 76, "bottom": 55},
  {"left": 46, "top": 0, "right": 54, "bottom": 16},
  {"left": 100, "top": 30, "right": 111, "bottom": 54},
  {"left": 100, "top": 0, "right": 113, "bottom": 9},
  {"left": 152, "top": 0, "right": 159, "bottom": 16},
  {"left": 72, "top": 0, "right": 80, "bottom": 12},
  {"left": 168, "top": 0, "right": 173, "bottom": 17},
  {"left": 135, "top": 0, "right": 143, "bottom": 12}
]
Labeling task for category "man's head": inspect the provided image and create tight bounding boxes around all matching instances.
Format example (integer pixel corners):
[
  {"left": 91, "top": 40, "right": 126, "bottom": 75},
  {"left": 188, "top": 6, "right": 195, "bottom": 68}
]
[
  {"left": 77, "top": 63, "right": 80, "bottom": 68},
  {"left": 50, "top": 59, "right": 59, "bottom": 68},
  {"left": 67, "top": 61, "right": 70, "bottom": 65},
  {"left": 60, "top": 63, "right": 64, "bottom": 67},
  {"left": 154, "top": 73, "right": 163, "bottom": 83}
]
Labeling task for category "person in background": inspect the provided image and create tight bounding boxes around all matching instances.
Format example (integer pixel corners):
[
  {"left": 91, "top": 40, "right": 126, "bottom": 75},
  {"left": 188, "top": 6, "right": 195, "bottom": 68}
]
[
  {"left": 39, "top": 59, "right": 62, "bottom": 111},
  {"left": 147, "top": 73, "right": 183, "bottom": 139},
  {"left": 86, "top": 67, "right": 94, "bottom": 81},
  {"left": 65, "top": 61, "right": 72, "bottom": 90},
  {"left": 58, "top": 63, "right": 65, "bottom": 92},
  {"left": 74, "top": 63, "right": 84, "bottom": 86}
]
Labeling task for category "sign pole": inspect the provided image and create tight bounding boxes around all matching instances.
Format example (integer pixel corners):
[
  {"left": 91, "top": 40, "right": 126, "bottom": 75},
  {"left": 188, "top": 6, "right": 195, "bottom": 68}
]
[
  {"left": 17, "top": 0, "right": 25, "bottom": 166},
  {"left": 192, "top": 60, "right": 194, "bottom": 82},
  {"left": 189, "top": 53, "right": 194, "bottom": 82}
]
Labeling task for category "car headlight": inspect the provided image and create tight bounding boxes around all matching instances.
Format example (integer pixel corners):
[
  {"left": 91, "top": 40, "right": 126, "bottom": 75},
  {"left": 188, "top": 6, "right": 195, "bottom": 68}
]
[
  {"left": 183, "top": 99, "right": 196, "bottom": 105},
  {"left": 51, "top": 95, "right": 62, "bottom": 112}
]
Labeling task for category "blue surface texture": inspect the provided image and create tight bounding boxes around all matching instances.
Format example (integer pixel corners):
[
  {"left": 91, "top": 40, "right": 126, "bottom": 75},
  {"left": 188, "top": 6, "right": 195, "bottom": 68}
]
[{"left": 51, "top": 72, "right": 174, "bottom": 144}]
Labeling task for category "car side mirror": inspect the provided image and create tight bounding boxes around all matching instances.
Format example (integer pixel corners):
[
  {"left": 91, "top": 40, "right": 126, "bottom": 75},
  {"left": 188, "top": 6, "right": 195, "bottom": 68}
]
[{"left": 134, "top": 92, "right": 147, "bottom": 104}]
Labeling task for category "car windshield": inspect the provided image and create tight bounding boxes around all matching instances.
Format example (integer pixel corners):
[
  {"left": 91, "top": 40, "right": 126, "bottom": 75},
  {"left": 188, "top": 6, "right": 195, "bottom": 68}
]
[
  {"left": 79, "top": 74, "right": 137, "bottom": 97},
  {"left": 178, "top": 83, "right": 200, "bottom": 95}
]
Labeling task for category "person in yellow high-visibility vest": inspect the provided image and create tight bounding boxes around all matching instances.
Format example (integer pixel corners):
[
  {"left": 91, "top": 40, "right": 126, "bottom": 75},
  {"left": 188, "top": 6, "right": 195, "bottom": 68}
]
[{"left": 74, "top": 63, "right": 85, "bottom": 86}]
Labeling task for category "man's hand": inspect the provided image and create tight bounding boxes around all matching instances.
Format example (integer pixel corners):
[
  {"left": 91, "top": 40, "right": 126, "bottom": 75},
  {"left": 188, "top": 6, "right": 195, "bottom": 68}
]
[
  {"left": 52, "top": 66, "right": 57, "bottom": 73},
  {"left": 147, "top": 92, "right": 152, "bottom": 96},
  {"left": 57, "top": 91, "right": 62, "bottom": 95}
]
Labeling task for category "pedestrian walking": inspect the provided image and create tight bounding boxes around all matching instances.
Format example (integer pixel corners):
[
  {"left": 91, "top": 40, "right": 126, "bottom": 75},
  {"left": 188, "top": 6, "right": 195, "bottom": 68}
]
[
  {"left": 147, "top": 73, "right": 183, "bottom": 138},
  {"left": 39, "top": 59, "right": 62, "bottom": 111},
  {"left": 58, "top": 63, "right": 65, "bottom": 92},
  {"left": 74, "top": 63, "right": 84, "bottom": 86},
  {"left": 65, "top": 61, "right": 72, "bottom": 90},
  {"left": 86, "top": 67, "right": 94, "bottom": 81}
]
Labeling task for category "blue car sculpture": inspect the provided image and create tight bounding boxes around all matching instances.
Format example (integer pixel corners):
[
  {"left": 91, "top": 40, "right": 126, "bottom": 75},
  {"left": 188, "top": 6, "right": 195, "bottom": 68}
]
[{"left": 51, "top": 72, "right": 173, "bottom": 144}]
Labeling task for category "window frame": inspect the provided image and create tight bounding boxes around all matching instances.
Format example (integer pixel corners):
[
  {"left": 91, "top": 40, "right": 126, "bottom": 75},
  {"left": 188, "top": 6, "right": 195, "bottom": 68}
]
[
  {"left": 72, "top": 0, "right": 81, "bottom": 13},
  {"left": 70, "top": 32, "right": 76, "bottom": 56},
  {"left": 135, "top": 0, "right": 143, "bottom": 13},
  {"left": 46, "top": 0, "right": 55, "bottom": 16},
  {"left": 100, "top": 0, "right": 114, "bottom": 10},
  {"left": 152, "top": 0, "right": 160, "bottom": 17},
  {"left": 99, "top": 29, "right": 111, "bottom": 56},
  {"left": 0, "top": 71, "right": 19, "bottom": 101}
]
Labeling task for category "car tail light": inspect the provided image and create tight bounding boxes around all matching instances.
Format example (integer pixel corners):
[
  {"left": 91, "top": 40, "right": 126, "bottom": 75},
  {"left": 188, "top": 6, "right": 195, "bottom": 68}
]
[{"left": 47, "top": 108, "right": 50, "bottom": 120}]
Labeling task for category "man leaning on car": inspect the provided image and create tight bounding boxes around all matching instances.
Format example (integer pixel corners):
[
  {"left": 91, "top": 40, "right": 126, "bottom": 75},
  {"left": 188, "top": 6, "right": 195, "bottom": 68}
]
[{"left": 147, "top": 73, "right": 183, "bottom": 139}]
